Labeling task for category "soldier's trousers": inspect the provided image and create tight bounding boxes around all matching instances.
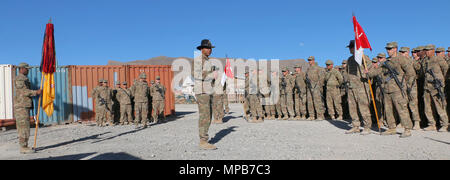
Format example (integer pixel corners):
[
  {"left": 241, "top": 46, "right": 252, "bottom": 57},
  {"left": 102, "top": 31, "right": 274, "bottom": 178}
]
[
  {"left": 326, "top": 87, "right": 342, "bottom": 118},
  {"left": 408, "top": 87, "right": 420, "bottom": 123},
  {"left": 213, "top": 94, "right": 224, "bottom": 121},
  {"left": 424, "top": 89, "right": 448, "bottom": 127},
  {"left": 135, "top": 102, "right": 148, "bottom": 125},
  {"left": 120, "top": 104, "right": 133, "bottom": 123},
  {"left": 275, "top": 96, "right": 283, "bottom": 117},
  {"left": 294, "top": 92, "right": 307, "bottom": 117},
  {"left": 243, "top": 95, "right": 250, "bottom": 117},
  {"left": 248, "top": 95, "right": 264, "bottom": 118},
  {"left": 95, "top": 105, "right": 108, "bottom": 125},
  {"left": 197, "top": 94, "right": 213, "bottom": 141},
  {"left": 152, "top": 100, "right": 165, "bottom": 122},
  {"left": 348, "top": 87, "right": 371, "bottom": 128},
  {"left": 223, "top": 93, "right": 230, "bottom": 113},
  {"left": 306, "top": 88, "right": 325, "bottom": 118},
  {"left": 384, "top": 91, "right": 412, "bottom": 129},
  {"left": 14, "top": 108, "right": 30, "bottom": 148},
  {"left": 281, "top": 93, "right": 295, "bottom": 117}
]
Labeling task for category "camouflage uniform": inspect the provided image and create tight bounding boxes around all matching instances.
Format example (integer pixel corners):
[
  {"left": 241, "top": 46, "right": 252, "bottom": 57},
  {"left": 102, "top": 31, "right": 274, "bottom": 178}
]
[
  {"left": 194, "top": 40, "right": 217, "bottom": 150},
  {"left": 212, "top": 78, "right": 225, "bottom": 123},
  {"left": 344, "top": 51, "right": 372, "bottom": 133},
  {"left": 324, "top": 60, "right": 344, "bottom": 119},
  {"left": 246, "top": 72, "right": 264, "bottom": 122},
  {"left": 150, "top": 77, "right": 166, "bottom": 124},
  {"left": 116, "top": 82, "right": 133, "bottom": 125},
  {"left": 130, "top": 74, "right": 150, "bottom": 127},
  {"left": 280, "top": 68, "right": 296, "bottom": 119},
  {"left": 263, "top": 79, "right": 276, "bottom": 119},
  {"left": 92, "top": 80, "right": 113, "bottom": 126},
  {"left": 422, "top": 45, "right": 448, "bottom": 131},
  {"left": 293, "top": 65, "right": 307, "bottom": 119},
  {"left": 14, "top": 66, "right": 40, "bottom": 153},
  {"left": 306, "top": 57, "right": 326, "bottom": 120}
]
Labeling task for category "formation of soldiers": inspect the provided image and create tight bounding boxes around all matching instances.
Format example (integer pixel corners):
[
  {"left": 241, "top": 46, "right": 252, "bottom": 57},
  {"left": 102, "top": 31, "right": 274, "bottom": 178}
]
[
  {"left": 242, "top": 40, "right": 450, "bottom": 138},
  {"left": 91, "top": 73, "right": 166, "bottom": 129}
]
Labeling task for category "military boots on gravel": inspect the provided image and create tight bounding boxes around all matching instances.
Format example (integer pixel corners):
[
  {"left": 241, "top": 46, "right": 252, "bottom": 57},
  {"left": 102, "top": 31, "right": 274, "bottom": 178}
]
[
  {"left": 381, "top": 128, "right": 397, "bottom": 136},
  {"left": 20, "top": 147, "right": 35, "bottom": 154},
  {"left": 345, "top": 126, "right": 360, "bottom": 134},
  {"left": 438, "top": 126, "right": 448, "bottom": 132},
  {"left": 400, "top": 129, "right": 412, "bottom": 138},
  {"left": 199, "top": 140, "right": 217, "bottom": 150},
  {"left": 423, "top": 126, "right": 437, "bottom": 131}
]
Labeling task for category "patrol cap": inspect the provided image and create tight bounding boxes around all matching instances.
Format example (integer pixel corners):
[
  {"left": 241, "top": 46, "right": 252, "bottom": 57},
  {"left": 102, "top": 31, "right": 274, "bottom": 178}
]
[
  {"left": 377, "top": 53, "right": 386, "bottom": 58},
  {"left": 435, "top": 47, "right": 445, "bottom": 52},
  {"left": 424, "top": 44, "right": 436, "bottom": 50},
  {"left": 115, "top": 81, "right": 121, "bottom": 85},
  {"left": 338, "top": 65, "right": 343, "bottom": 69},
  {"left": 346, "top": 40, "right": 355, "bottom": 48},
  {"left": 18, "top": 63, "right": 31, "bottom": 69},
  {"left": 139, "top": 73, "right": 147, "bottom": 79},
  {"left": 416, "top": 46, "right": 425, "bottom": 51},
  {"left": 342, "top": 60, "right": 348, "bottom": 64},
  {"left": 371, "top": 58, "right": 378, "bottom": 63},
  {"left": 122, "top": 81, "right": 127, "bottom": 85},
  {"left": 325, "top": 60, "right": 334, "bottom": 65},
  {"left": 385, "top": 42, "right": 398, "bottom": 49},
  {"left": 155, "top": 76, "right": 160, "bottom": 80},
  {"left": 98, "top": 79, "right": 104, "bottom": 83},
  {"left": 245, "top": 69, "right": 249, "bottom": 74},
  {"left": 294, "top": 64, "right": 302, "bottom": 68},
  {"left": 399, "top": 47, "right": 410, "bottom": 52},
  {"left": 282, "top": 67, "right": 289, "bottom": 72},
  {"left": 151, "top": 80, "right": 155, "bottom": 84},
  {"left": 103, "top": 79, "right": 108, "bottom": 83},
  {"left": 412, "top": 48, "right": 417, "bottom": 53},
  {"left": 447, "top": 47, "right": 450, "bottom": 52},
  {"left": 307, "top": 56, "right": 315, "bottom": 61}
]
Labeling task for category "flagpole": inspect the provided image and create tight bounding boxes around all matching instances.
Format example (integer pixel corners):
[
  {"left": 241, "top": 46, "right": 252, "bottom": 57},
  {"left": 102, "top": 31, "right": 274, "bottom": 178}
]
[{"left": 33, "top": 72, "right": 44, "bottom": 149}]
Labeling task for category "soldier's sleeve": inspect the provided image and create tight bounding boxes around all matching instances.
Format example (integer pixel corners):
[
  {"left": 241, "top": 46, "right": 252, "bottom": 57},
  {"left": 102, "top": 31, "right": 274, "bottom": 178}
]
[
  {"left": 439, "top": 58, "right": 448, "bottom": 79},
  {"left": 15, "top": 80, "right": 39, "bottom": 97},
  {"left": 91, "top": 88, "right": 97, "bottom": 99},
  {"left": 401, "top": 58, "right": 415, "bottom": 88},
  {"left": 335, "top": 70, "right": 344, "bottom": 84}
]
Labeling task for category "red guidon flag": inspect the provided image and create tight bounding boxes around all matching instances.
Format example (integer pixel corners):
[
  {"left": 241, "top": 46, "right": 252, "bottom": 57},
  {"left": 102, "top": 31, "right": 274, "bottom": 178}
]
[
  {"left": 353, "top": 15, "right": 372, "bottom": 65},
  {"left": 41, "top": 21, "right": 56, "bottom": 117},
  {"left": 221, "top": 56, "right": 234, "bottom": 86}
]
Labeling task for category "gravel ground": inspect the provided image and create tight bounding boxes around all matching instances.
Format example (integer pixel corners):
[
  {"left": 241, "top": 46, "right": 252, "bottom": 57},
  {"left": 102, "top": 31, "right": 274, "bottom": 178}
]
[{"left": 0, "top": 104, "right": 449, "bottom": 160}]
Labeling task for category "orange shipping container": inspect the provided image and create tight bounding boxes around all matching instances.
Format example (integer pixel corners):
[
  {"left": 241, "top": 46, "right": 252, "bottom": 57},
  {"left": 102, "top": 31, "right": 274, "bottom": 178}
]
[{"left": 69, "top": 65, "right": 175, "bottom": 122}]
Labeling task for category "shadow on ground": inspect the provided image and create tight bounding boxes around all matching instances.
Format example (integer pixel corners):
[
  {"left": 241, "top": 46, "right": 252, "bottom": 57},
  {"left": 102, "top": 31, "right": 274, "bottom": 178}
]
[
  {"left": 209, "top": 126, "right": 238, "bottom": 144},
  {"left": 31, "top": 152, "right": 142, "bottom": 160},
  {"left": 35, "top": 132, "right": 111, "bottom": 152}
]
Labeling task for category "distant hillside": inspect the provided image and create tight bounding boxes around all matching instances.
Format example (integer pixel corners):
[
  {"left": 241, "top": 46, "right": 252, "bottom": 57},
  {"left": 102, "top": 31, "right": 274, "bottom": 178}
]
[{"left": 108, "top": 56, "right": 311, "bottom": 73}]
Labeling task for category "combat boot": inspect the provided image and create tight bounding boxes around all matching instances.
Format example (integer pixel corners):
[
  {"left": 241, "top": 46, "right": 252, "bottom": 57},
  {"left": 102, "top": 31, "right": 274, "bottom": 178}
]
[
  {"left": 423, "top": 125, "right": 437, "bottom": 131},
  {"left": 335, "top": 116, "right": 343, "bottom": 121},
  {"left": 381, "top": 128, "right": 397, "bottom": 136},
  {"left": 400, "top": 129, "right": 412, "bottom": 138},
  {"left": 360, "top": 128, "right": 371, "bottom": 135},
  {"left": 256, "top": 118, "right": 264, "bottom": 123},
  {"left": 199, "top": 140, "right": 217, "bottom": 150},
  {"left": 20, "top": 147, "right": 35, "bottom": 154},
  {"left": 249, "top": 117, "right": 258, "bottom": 123},
  {"left": 396, "top": 124, "right": 403, "bottom": 129},
  {"left": 282, "top": 116, "right": 289, "bottom": 120},
  {"left": 306, "top": 116, "right": 315, "bottom": 121},
  {"left": 438, "top": 126, "right": 448, "bottom": 132},
  {"left": 412, "top": 122, "right": 421, "bottom": 130},
  {"left": 345, "top": 126, "right": 360, "bottom": 134},
  {"left": 294, "top": 116, "right": 301, "bottom": 120}
]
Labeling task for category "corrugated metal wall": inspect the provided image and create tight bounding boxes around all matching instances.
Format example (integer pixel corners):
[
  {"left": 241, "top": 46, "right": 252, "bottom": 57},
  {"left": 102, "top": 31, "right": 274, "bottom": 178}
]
[
  {"left": 0, "top": 65, "right": 15, "bottom": 126},
  {"left": 24, "top": 66, "right": 72, "bottom": 125},
  {"left": 70, "top": 65, "right": 175, "bottom": 122}
]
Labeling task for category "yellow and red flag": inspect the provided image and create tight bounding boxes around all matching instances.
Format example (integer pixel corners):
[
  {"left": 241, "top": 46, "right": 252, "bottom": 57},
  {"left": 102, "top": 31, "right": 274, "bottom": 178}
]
[{"left": 40, "top": 20, "right": 56, "bottom": 117}]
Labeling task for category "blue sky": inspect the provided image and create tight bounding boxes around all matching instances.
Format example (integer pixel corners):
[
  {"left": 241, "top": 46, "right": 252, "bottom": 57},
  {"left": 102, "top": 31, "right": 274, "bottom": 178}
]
[{"left": 1, "top": 0, "right": 449, "bottom": 66}]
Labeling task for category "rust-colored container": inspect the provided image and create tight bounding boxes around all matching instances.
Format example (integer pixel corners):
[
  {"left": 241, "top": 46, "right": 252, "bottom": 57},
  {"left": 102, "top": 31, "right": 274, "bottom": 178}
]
[
  {"left": 69, "top": 65, "right": 175, "bottom": 122},
  {"left": 127, "top": 65, "right": 175, "bottom": 116}
]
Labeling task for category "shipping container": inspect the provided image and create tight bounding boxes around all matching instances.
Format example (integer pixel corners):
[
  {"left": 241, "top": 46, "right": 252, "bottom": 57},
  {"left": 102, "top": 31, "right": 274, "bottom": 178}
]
[
  {"left": 69, "top": 65, "right": 175, "bottom": 122},
  {"left": 0, "top": 65, "right": 15, "bottom": 126}
]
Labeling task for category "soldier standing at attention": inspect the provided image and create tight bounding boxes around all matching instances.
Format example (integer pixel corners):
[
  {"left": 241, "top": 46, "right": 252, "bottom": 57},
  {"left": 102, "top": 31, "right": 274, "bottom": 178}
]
[
  {"left": 212, "top": 69, "right": 225, "bottom": 124},
  {"left": 247, "top": 69, "right": 264, "bottom": 122},
  {"left": 293, "top": 64, "right": 307, "bottom": 120},
  {"left": 150, "top": 76, "right": 166, "bottom": 124},
  {"left": 131, "top": 73, "right": 150, "bottom": 129},
  {"left": 194, "top": 39, "right": 218, "bottom": 150},
  {"left": 14, "top": 63, "right": 42, "bottom": 154},
  {"left": 305, "top": 56, "right": 326, "bottom": 120},
  {"left": 446, "top": 48, "right": 450, "bottom": 62},
  {"left": 282, "top": 67, "right": 296, "bottom": 120},
  {"left": 243, "top": 69, "right": 251, "bottom": 120},
  {"left": 92, "top": 79, "right": 113, "bottom": 127},
  {"left": 116, "top": 81, "right": 133, "bottom": 125},
  {"left": 344, "top": 40, "right": 372, "bottom": 135},
  {"left": 399, "top": 47, "right": 421, "bottom": 130},
  {"left": 369, "top": 42, "right": 415, "bottom": 137},
  {"left": 324, "top": 60, "right": 344, "bottom": 120},
  {"left": 111, "top": 81, "right": 121, "bottom": 125},
  {"left": 422, "top": 44, "right": 448, "bottom": 132}
]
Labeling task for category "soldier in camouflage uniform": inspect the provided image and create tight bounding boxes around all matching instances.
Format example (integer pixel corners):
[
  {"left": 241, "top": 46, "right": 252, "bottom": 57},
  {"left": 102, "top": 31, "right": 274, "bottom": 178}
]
[
  {"left": 130, "top": 73, "right": 150, "bottom": 129},
  {"left": 243, "top": 70, "right": 251, "bottom": 120},
  {"left": 422, "top": 44, "right": 448, "bottom": 132},
  {"left": 272, "top": 71, "right": 284, "bottom": 119},
  {"left": 194, "top": 39, "right": 218, "bottom": 150},
  {"left": 368, "top": 42, "right": 415, "bottom": 137},
  {"left": 339, "top": 60, "right": 350, "bottom": 120},
  {"left": 111, "top": 81, "right": 121, "bottom": 125},
  {"left": 246, "top": 69, "right": 264, "bottom": 122},
  {"left": 293, "top": 64, "right": 307, "bottom": 120},
  {"left": 324, "top": 60, "right": 344, "bottom": 120},
  {"left": 400, "top": 47, "right": 421, "bottom": 130},
  {"left": 305, "top": 56, "right": 326, "bottom": 120},
  {"left": 344, "top": 40, "right": 372, "bottom": 135},
  {"left": 446, "top": 47, "right": 450, "bottom": 62},
  {"left": 92, "top": 79, "right": 113, "bottom": 127},
  {"left": 212, "top": 71, "right": 225, "bottom": 124},
  {"left": 116, "top": 81, "right": 133, "bottom": 125},
  {"left": 14, "top": 63, "right": 42, "bottom": 154},
  {"left": 281, "top": 67, "right": 296, "bottom": 120},
  {"left": 150, "top": 76, "right": 166, "bottom": 124}
]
